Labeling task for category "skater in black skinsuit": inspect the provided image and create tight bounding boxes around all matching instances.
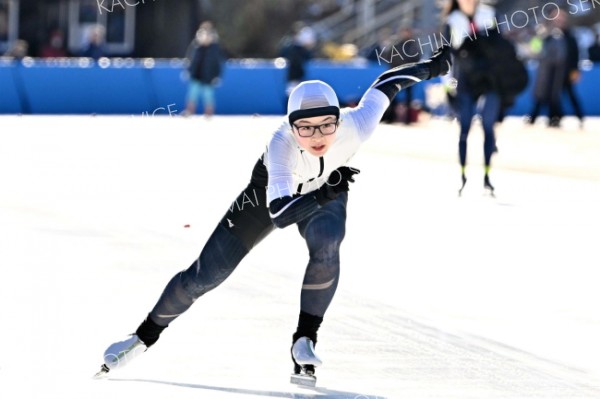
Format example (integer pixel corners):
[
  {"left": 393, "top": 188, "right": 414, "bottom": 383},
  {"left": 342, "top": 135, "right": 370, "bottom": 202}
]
[{"left": 96, "top": 44, "right": 452, "bottom": 383}]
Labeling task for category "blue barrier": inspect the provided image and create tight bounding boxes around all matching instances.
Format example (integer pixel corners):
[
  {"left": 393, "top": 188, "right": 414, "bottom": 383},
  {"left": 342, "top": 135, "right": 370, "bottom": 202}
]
[
  {"left": 0, "top": 60, "right": 24, "bottom": 113},
  {"left": 1, "top": 57, "right": 599, "bottom": 116}
]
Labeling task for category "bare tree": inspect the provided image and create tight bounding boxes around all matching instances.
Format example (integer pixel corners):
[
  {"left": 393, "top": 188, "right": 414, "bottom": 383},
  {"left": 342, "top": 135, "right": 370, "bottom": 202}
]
[{"left": 200, "top": 0, "right": 315, "bottom": 58}]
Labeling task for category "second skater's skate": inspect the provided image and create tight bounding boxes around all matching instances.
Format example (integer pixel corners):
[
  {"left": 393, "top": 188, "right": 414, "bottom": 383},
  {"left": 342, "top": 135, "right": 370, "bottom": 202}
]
[{"left": 484, "top": 174, "right": 495, "bottom": 197}]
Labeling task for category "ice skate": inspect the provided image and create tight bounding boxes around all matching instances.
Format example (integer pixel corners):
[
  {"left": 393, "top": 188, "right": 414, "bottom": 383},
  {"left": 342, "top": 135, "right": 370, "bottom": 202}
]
[
  {"left": 458, "top": 173, "right": 467, "bottom": 196},
  {"left": 484, "top": 174, "right": 495, "bottom": 197},
  {"left": 290, "top": 336, "right": 322, "bottom": 387},
  {"left": 94, "top": 334, "right": 147, "bottom": 378}
]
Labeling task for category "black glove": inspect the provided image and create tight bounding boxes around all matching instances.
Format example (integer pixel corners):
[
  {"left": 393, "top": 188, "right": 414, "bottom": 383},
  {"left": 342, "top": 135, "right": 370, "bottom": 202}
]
[
  {"left": 427, "top": 45, "right": 452, "bottom": 78},
  {"left": 314, "top": 166, "right": 360, "bottom": 206}
]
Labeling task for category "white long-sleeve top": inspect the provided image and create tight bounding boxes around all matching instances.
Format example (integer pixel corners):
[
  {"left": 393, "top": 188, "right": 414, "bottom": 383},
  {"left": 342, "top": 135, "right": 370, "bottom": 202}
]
[{"left": 263, "top": 88, "right": 390, "bottom": 204}]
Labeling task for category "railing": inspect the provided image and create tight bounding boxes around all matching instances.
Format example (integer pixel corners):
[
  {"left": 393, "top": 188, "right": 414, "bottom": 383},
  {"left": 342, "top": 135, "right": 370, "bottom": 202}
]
[
  {"left": 345, "top": 2, "right": 418, "bottom": 48},
  {"left": 312, "top": 0, "right": 439, "bottom": 48}
]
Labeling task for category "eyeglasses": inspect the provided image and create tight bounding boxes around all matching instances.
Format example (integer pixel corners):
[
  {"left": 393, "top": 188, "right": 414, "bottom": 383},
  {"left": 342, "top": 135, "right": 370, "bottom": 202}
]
[{"left": 293, "top": 121, "right": 339, "bottom": 137}]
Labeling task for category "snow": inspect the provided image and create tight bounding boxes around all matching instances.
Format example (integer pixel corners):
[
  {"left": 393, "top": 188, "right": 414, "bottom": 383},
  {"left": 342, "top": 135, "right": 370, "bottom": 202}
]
[{"left": 0, "top": 114, "right": 599, "bottom": 398}]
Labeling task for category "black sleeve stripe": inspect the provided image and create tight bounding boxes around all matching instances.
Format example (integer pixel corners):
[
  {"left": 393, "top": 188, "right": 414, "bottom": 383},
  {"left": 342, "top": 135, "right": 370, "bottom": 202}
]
[
  {"left": 371, "top": 62, "right": 431, "bottom": 101},
  {"left": 373, "top": 74, "right": 423, "bottom": 90}
]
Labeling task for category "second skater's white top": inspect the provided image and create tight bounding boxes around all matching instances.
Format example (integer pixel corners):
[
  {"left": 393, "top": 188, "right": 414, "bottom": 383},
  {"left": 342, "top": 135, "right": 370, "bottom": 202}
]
[{"left": 446, "top": 4, "right": 496, "bottom": 49}]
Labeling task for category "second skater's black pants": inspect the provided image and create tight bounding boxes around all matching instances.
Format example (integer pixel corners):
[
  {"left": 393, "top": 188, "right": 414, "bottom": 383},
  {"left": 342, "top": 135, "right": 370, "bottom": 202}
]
[
  {"left": 145, "top": 182, "right": 348, "bottom": 329},
  {"left": 457, "top": 89, "right": 500, "bottom": 168}
]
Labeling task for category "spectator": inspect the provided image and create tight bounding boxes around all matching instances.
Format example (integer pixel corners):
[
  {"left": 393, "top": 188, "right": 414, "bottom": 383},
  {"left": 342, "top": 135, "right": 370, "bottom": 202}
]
[
  {"left": 360, "top": 27, "right": 393, "bottom": 64},
  {"left": 562, "top": 24, "right": 584, "bottom": 128},
  {"left": 40, "top": 29, "right": 68, "bottom": 58},
  {"left": 588, "top": 32, "right": 600, "bottom": 62},
  {"left": 0, "top": 7, "right": 8, "bottom": 43},
  {"left": 528, "top": 25, "right": 546, "bottom": 60},
  {"left": 3, "top": 39, "right": 28, "bottom": 59},
  {"left": 278, "top": 21, "right": 305, "bottom": 53},
  {"left": 279, "top": 22, "right": 316, "bottom": 98},
  {"left": 82, "top": 24, "right": 107, "bottom": 60},
  {"left": 528, "top": 9, "right": 583, "bottom": 127},
  {"left": 182, "top": 21, "right": 223, "bottom": 117}
]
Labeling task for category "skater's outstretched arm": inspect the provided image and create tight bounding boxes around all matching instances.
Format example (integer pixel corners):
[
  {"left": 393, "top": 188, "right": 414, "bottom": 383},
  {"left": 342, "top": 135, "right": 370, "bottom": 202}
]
[
  {"left": 267, "top": 48, "right": 450, "bottom": 228},
  {"left": 350, "top": 45, "right": 453, "bottom": 140},
  {"left": 371, "top": 44, "right": 452, "bottom": 101}
]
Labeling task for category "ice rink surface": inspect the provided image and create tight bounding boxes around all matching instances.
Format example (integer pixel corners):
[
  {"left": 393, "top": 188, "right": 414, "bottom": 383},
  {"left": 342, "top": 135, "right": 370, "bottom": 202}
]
[{"left": 0, "top": 114, "right": 599, "bottom": 399}]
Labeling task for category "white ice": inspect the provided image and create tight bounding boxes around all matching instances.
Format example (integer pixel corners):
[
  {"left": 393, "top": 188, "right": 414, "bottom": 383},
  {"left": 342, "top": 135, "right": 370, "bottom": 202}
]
[{"left": 0, "top": 114, "right": 599, "bottom": 399}]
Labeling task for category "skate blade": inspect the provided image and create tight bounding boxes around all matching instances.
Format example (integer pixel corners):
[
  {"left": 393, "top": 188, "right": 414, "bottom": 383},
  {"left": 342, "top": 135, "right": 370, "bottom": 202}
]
[
  {"left": 93, "top": 364, "right": 110, "bottom": 379},
  {"left": 290, "top": 373, "right": 316, "bottom": 387},
  {"left": 484, "top": 188, "right": 496, "bottom": 198}
]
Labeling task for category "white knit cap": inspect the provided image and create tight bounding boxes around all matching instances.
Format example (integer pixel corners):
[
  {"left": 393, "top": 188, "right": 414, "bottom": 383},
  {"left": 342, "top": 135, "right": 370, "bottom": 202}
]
[{"left": 287, "top": 80, "right": 340, "bottom": 126}]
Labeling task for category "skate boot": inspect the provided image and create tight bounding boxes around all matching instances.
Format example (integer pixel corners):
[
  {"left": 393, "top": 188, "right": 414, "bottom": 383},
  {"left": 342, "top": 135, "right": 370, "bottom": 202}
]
[
  {"left": 458, "top": 173, "right": 467, "bottom": 197},
  {"left": 484, "top": 174, "right": 495, "bottom": 197},
  {"left": 290, "top": 336, "right": 322, "bottom": 387},
  {"left": 94, "top": 334, "right": 147, "bottom": 378}
]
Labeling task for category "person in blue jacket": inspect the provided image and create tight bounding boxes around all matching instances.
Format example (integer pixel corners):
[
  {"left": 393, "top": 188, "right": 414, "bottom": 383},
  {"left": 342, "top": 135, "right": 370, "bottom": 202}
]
[{"left": 182, "top": 21, "right": 223, "bottom": 117}]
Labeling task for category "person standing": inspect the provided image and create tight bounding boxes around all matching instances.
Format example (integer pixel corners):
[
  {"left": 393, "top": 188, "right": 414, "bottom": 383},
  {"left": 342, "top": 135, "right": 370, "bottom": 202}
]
[
  {"left": 81, "top": 24, "right": 107, "bottom": 60},
  {"left": 529, "top": 9, "right": 583, "bottom": 128},
  {"left": 561, "top": 16, "right": 584, "bottom": 128},
  {"left": 95, "top": 45, "right": 452, "bottom": 385},
  {"left": 588, "top": 32, "right": 600, "bottom": 63},
  {"left": 182, "top": 21, "right": 223, "bottom": 117},
  {"left": 444, "top": 0, "right": 501, "bottom": 196},
  {"left": 40, "top": 29, "right": 68, "bottom": 58},
  {"left": 279, "top": 22, "right": 316, "bottom": 98},
  {"left": 3, "top": 39, "right": 28, "bottom": 59}
]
